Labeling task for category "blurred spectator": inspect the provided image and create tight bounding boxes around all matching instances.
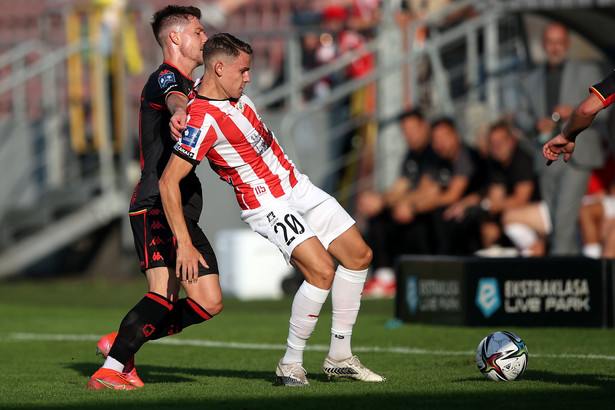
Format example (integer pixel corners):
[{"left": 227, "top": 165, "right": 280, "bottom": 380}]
[
  {"left": 398, "top": 117, "right": 485, "bottom": 255},
  {"left": 578, "top": 154, "right": 615, "bottom": 258},
  {"left": 472, "top": 121, "right": 539, "bottom": 256},
  {"left": 515, "top": 22, "right": 603, "bottom": 255},
  {"left": 357, "top": 109, "right": 435, "bottom": 297}
]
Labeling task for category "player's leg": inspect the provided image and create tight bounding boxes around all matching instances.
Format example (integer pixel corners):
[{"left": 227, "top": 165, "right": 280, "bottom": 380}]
[
  {"left": 89, "top": 207, "right": 178, "bottom": 389},
  {"left": 578, "top": 200, "right": 604, "bottom": 258},
  {"left": 151, "top": 218, "right": 222, "bottom": 338},
  {"left": 323, "top": 225, "right": 385, "bottom": 382},
  {"left": 275, "top": 237, "right": 334, "bottom": 386}
]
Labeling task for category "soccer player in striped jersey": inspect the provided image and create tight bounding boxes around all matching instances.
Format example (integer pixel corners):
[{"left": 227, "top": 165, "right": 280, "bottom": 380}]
[
  {"left": 88, "top": 6, "right": 223, "bottom": 390},
  {"left": 160, "top": 33, "right": 386, "bottom": 386}
]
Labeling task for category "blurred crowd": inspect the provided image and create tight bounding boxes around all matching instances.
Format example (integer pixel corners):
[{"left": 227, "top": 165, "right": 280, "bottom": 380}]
[{"left": 283, "top": 1, "right": 615, "bottom": 297}]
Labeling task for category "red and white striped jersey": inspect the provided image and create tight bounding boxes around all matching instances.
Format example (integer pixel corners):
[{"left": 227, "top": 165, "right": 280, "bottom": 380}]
[{"left": 173, "top": 93, "right": 301, "bottom": 210}]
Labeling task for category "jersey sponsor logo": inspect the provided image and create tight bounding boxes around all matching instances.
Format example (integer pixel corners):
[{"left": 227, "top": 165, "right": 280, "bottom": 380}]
[
  {"left": 246, "top": 122, "right": 274, "bottom": 156},
  {"left": 175, "top": 144, "right": 195, "bottom": 159},
  {"left": 181, "top": 126, "right": 201, "bottom": 148},
  {"left": 158, "top": 70, "right": 176, "bottom": 88}
]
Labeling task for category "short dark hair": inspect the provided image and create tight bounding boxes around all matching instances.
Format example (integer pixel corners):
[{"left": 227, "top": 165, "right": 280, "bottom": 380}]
[
  {"left": 431, "top": 116, "right": 456, "bottom": 130},
  {"left": 151, "top": 5, "right": 201, "bottom": 46},
  {"left": 398, "top": 108, "right": 424, "bottom": 122},
  {"left": 203, "top": 33, "right": 253, "bottom": 67},
  {"left": 488, "top": 120, "right": 515, "bottom": 139}
]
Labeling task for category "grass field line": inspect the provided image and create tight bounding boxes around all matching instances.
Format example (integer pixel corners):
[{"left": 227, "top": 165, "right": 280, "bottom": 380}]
[{"left": 4, "top": 332, "right": 615, "bottom": 361}]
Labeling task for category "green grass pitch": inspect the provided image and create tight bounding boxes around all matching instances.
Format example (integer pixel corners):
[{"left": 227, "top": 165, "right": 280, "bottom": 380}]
[{"left": 0, "top": 277, "right": 613, "bottom": 409}]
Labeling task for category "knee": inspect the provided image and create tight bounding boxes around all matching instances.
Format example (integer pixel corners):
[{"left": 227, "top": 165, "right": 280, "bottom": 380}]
[
  {"left": 190, "top": 295, "right": 223, "bottom": 317},
  {"left": 345, "top": 243, "right": 373, "bottom": 270},
  {"left": 305, "top": 260, "right": 336, "bottom": 289},
  {"left": 207, "top": 301, "right": 223, "bottom": 317}
]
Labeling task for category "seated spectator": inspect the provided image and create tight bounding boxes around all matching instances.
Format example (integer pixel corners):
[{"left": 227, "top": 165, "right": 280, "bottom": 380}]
[
  {"left": 356, "top": 109, "right": 435, "bottom": 297},
  {"left": 578, "top": 154, "right": 615, "bottom": 258},
  {"left": 471, "top": 122, "right": 539, "bottom": 254},
  {"left": 399, "top": 117, "right": 486, "bottom": 255}
]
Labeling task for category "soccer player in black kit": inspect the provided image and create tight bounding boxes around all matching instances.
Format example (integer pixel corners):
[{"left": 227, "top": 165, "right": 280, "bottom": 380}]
[{"left": 88, "top": 5, "right": 222, "bottom": 390}]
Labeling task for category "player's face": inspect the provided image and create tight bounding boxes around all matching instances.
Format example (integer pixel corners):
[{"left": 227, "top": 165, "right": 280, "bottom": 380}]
[
  {"left": 179, "top": 16, "right": 208, "bottom": 66},
  {"left": 543, "top": 24, "right": 569, "bottom": 66},
  {"left": 220, "top": 51, "right": 251, "bottom": 100},
  {"left": 431, "top": 123, "right": 458, "bottom": 160}
]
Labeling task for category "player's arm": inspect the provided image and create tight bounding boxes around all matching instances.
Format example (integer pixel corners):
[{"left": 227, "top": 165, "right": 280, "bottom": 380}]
[
  {"left": 167, "top": 92, "right": 189, "bottom": 141},
  {"left": 543, "top": 92, "right": 603, "bottom": 163},
  {"left": 414, "top": 175, "right": 469, "bottom": 213},
  {"left": 159, "top": 154, "right": 207, "bottom": 284}
]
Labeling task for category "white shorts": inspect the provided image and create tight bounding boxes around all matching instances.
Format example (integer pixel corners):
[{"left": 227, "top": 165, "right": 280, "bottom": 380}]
[
  {"left": 241, "top": 175, "right": 355, "bottom": 263},
  {"left": 603, "top": 196, "right": 615, "bottom": 219},
  {"left": 538, "top": 201, "right": 553, "bottom": 235}
]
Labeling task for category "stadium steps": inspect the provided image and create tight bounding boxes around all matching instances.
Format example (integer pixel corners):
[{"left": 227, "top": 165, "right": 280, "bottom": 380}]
[{"left": 0, "top": 188, "right": 126, "bottom": 279}]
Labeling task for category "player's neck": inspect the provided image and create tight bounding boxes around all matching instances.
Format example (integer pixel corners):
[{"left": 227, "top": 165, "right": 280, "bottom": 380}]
[
  {"left": 197, "top": 75, "right": 230, "bottom": 100},
  {"left": 162, "top": 53, "right": 197, "bottom": 80}
]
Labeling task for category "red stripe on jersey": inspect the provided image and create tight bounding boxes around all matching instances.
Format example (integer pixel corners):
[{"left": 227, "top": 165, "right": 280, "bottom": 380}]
[
  {"left": 590, "top": 86, "right": 615, "bottom": 108},
  {"left": 270, "top": 138, "right": 299, "bottom": 189},
  {"left": 146, "top": 292, "right": 174, "bottom": 310},
  {"left": 187, "top": 298, "right": 212, "bottom": 320},
  {"left": 208, "top": 147, "right": 261, "bottom": 209},
  {"left": 195, "top": 122, "right": 218, "bottom": 163},
  {"left": 149, "top": 102, "right": 165, "bottom": 111}
]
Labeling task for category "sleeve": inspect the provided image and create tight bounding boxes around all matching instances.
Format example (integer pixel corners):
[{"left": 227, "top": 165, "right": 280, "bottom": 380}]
[
  {"left": 173, "top": 111, "right": 217, "bottom": 165},
  {"left": 158, "top": 68, "right": 191, "bottom": 105},
  {"left": 590, "top": 70, "right": 615, "bottom": 108}
]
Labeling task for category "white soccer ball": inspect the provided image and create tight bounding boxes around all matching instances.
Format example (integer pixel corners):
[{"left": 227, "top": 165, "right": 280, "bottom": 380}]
[{"left": 476, "top": 330, "right": 528, "bottom": 381}]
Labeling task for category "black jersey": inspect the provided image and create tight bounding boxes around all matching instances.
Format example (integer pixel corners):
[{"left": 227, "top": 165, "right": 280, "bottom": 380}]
[
  {"left": 130, "top": 62, "right": 202, "bottom": 221},
  {"left": 590, "top": 70, "right": 615, "bottom": 108}
]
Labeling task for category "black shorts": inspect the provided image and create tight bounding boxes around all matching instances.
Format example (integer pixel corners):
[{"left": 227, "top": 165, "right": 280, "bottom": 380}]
[{"left": 129, "top": 205, "right": 218, "bottom": 276}]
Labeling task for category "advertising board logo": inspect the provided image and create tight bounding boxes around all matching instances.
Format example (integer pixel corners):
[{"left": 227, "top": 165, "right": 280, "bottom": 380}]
[
  {"left": 406, "top": 276, "right": 418, "bottom": 314},
  {"left": 476, "top": 278, "right": 501, "bottom": 318}
]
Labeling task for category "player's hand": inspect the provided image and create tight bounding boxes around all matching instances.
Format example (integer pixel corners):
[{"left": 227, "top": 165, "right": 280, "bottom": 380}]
[
  {"left": 543, "top": 133, "right": 576, "bottom": 164},
  {"left": 169, "top": 109, "right": 187, "bottom": 141},
  {"left": 175, "top": 243, "right": 209, "bottom": 284},
  {"left": 356, "top": 191, "right": 384, "bottom": 217}
]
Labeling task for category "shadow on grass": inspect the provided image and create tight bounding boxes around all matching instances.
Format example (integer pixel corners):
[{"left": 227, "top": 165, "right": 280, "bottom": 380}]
[
  {"left": 67, "top": 361, "right": 275, "bottom": 385},
  {"left": 457, "top": 369, "right": 615, "bottom": 391}
]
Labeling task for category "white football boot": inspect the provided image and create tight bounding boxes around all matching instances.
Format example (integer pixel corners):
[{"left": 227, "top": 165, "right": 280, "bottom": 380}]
[
  {"left": 275, "top": 359, "right": 309, "bottom": 386},
  {"left": 323, "top": 355, "right": 386, "bottom": 382}
]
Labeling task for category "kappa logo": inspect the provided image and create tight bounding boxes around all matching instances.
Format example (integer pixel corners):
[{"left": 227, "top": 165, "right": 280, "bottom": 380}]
[
  {"left": 149, "top": 208, "right": 164, "bottom": 216},
  {"left": 149, "top": 236, "right": 165, "bottom": 246},
  {"left": 158, "top": 70, "right": 176, "bottom": 88},
  {"left": 150, "top": 221, "right": 165, "bottom": 230},
  {"left": 152, "top": 252, "right": 164, "bottom": 261},
  {"left": 476, "top": 278, "right": 501, "bottom": 318}
]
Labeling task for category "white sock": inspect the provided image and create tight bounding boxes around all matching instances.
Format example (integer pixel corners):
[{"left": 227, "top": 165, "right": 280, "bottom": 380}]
[
  {"left": 281, "top": 281, "right": 330, "bottom": 365},
  {"left": 583, "top": 243, "right": 602, "bottom": 259},
  {"left": 503, "top": 223, "right": 538, "bottom": 253},
  {"left": 101, "top": 356, "right": 124, "bottom": 372},
  {"left": 328, "top": 266, "right": 368, "bottom": 361}
]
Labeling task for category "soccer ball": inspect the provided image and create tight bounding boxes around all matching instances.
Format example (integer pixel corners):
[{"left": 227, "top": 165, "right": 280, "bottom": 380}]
[{"left": 476, "top": 330, "right": 528, "bottom": 381}]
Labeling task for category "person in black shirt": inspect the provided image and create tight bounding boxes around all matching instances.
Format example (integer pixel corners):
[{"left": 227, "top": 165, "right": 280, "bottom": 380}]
[
  {"left": 356, "top": 109, "right": 435, "bottom": 297},
  {"left": 475, "top": 122, "right": 538, "bottom": 253},
  {"left": 399, "top": 117, "right": 485, "bottom": 255},
  {"left": 88, "top": 6, "right": 220, "bottom": 390}
]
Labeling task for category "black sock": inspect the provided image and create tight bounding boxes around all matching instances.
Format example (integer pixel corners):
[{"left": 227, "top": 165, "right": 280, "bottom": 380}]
[
  {"left": 108, "top": 292, "right": 174, "bottom": 364},
  {"left": 151, "top": 297, "right": 214, "bottom": 340}
]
